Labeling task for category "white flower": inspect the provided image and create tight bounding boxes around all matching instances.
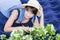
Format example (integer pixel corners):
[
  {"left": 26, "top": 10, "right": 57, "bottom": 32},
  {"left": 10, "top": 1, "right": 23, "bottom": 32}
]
[
  {"left": 36, "top": 34, "right": 39, "bottom": 36},
  {"left": 10, "top": 29, "right": 24, "bottom": 37},
  {"left": 36, "top": 30, "right": 39, "bottom": 32},
  {"left": 51, "top": 24, "right": 55, "bottom": 31},
  {"left": 22, "top": 35, "right": 26, "bottom": 39},
  {"left": 23, "top": 35, "right": 33, "bottom": 40},
  {"left": 10, "top": 30, "right": 20, "bottom": 37},
  {"left": 14, "top": 34, "right": 20, "bottom": 37},
  {"left": 25, "top": 35, "right": 29, "bottom": 38},
  {"left": 19, "top": 29, "right": 24, "bottom": 36},
  {"left": 29, "top": 38, "right": 33, "bottom": 40},
  {"left": 10, "top": 30, "right": 16, "bottom": 37},
  {"left": 43, "top": 29, "right": 48, "bottom": 34},
  {"left": 0, "top": 35, "right": 3, "bottom": 40},
  {"left": 40, "top": 34, "right": 42, "bottom": 36},
  {"left": 29, "top": 27, "right": 35, "bottom": 31}
]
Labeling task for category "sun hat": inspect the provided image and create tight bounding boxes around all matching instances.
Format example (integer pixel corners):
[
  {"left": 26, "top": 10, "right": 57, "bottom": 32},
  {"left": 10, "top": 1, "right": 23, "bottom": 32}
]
[{"left": 21, "top": 0, "right": 43, "bottom": 17}]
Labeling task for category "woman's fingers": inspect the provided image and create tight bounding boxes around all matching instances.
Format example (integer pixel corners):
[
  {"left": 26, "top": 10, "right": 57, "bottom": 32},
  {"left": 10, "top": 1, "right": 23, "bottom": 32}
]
[{"left": 22, "top": 26, "right": 30, "bottom": 32}]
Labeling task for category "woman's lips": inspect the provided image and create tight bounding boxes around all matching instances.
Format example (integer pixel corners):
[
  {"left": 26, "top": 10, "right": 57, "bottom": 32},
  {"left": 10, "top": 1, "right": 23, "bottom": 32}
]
[{"left": 23, "top": 18, "right": 28, "bottom": 20}]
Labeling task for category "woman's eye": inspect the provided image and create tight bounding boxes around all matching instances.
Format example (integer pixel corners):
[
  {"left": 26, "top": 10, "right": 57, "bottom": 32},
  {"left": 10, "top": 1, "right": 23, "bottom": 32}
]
[{"left": 26, "top": 8, "right": 28, "bottom": 11}]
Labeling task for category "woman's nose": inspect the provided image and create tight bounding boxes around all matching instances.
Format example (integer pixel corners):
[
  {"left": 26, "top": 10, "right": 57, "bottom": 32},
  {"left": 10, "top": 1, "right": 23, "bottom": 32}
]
[
  {"left": 26, "top": 11, "right": 30, "bottom": 15},
  {"left": 27, "top": 13, "right": 30, "bottom": 16}
]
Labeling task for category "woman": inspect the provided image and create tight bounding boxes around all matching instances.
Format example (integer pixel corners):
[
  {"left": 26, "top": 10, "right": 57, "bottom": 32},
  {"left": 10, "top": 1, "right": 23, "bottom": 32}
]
[{"left": 4, "top": 0, "right": 44, "bottom": 32}]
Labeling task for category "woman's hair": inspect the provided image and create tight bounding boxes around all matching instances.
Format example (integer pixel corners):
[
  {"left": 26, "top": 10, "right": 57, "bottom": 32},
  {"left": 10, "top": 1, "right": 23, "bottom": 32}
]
[{"left": 25, "top": 6, "right": 38, "bottom": 15}]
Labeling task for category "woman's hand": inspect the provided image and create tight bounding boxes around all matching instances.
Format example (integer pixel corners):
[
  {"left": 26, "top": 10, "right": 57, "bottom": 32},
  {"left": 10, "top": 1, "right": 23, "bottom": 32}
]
[{"left": 22, "top": 26, "right": 30, "bottom": 32}]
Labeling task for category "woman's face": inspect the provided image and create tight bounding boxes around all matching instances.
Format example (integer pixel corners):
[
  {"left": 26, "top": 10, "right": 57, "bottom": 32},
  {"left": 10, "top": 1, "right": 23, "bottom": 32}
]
[{"left": 24, "top": 7, "right": 34, "bottom": 19}]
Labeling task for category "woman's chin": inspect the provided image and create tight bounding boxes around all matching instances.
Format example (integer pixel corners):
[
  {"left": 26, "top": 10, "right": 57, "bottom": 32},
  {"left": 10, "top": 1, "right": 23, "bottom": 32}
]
[
  {"left": 24, "top": 17, "right": 30, "bottom": 19},
  {"left": 21, "top": 18, "right": 29, "bottom": 23}
]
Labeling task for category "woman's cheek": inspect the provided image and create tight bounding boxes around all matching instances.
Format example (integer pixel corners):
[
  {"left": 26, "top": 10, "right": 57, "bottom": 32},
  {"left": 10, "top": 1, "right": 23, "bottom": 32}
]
[
  {"left": 30, "top": 14, "right": 34, "bottom": 17},
  {"left": 25, "top": 11, "right": 34, "bottom": 18},
  {"left": 27, "top": 14, "right": 34, "bottom": 18},
  {"left": 30, "top": 15, "right": 33, "bottom": 18}
]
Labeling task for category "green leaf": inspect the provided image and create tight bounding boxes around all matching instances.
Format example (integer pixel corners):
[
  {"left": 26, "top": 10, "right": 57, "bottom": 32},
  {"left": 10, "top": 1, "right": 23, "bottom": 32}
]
[
  {"left": 56, "top": 34, "right": 60, "bottom": 40},
  {"left": 46, "top": 24, "right": 56, "bottom": 36}
]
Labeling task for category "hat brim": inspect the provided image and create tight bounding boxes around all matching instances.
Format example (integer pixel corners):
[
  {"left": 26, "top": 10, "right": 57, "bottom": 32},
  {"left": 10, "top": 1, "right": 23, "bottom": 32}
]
[
  {"left": 21, "top": 4, "right": 41, "bottom": 17},
  {"left": 21, "top": 4, "right": 37, "bottom": 9}
]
